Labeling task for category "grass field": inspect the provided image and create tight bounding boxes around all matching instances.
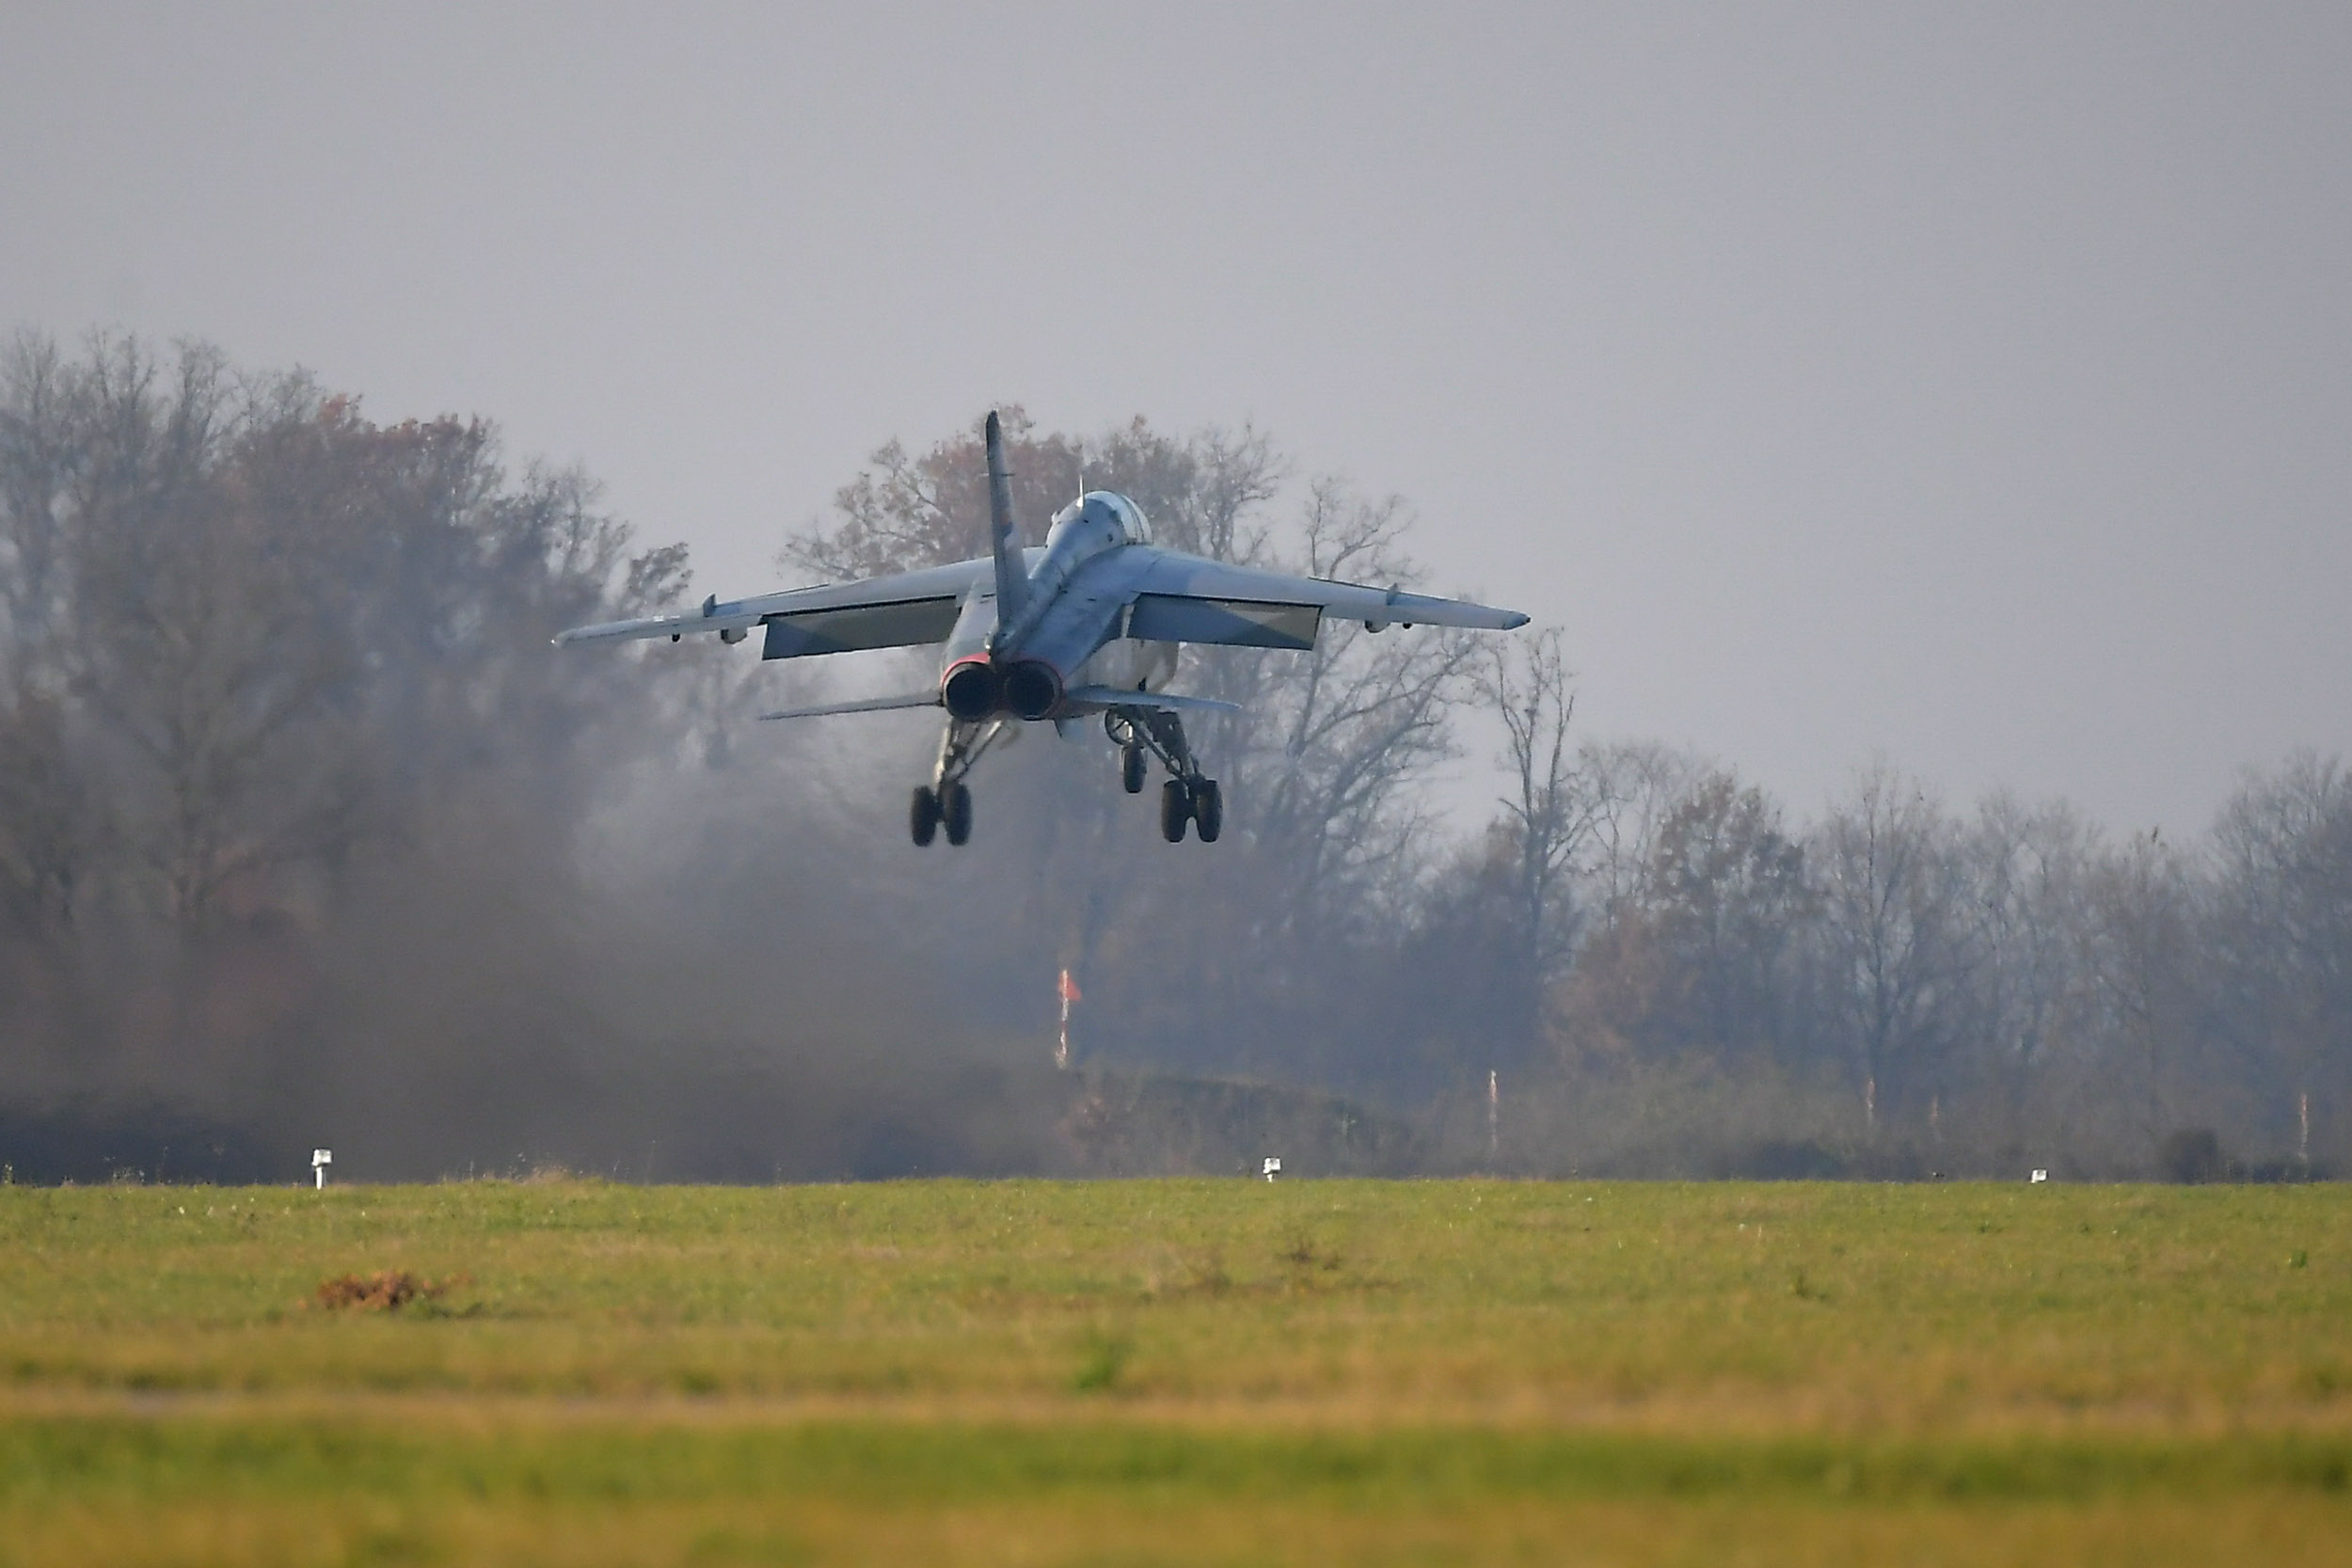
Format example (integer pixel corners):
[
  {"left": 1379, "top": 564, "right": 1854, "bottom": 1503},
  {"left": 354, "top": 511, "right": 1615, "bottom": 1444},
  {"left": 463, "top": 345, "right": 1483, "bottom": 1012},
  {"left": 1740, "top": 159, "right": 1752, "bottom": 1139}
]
[{"left": 2, "top": 1178, "right": 2347, "bottom": 1564}]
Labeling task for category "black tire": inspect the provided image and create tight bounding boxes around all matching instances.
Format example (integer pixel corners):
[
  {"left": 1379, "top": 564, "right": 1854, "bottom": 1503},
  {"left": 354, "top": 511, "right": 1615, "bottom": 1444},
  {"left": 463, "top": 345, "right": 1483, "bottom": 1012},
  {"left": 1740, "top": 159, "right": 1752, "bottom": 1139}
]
[
  {"left": 1193, "top": 779, "right": 1223, "bottom": 843},
  {"left": 1121, "top": 745, "right": 1147, "bottom": 795},
  {"left": 1160, "top": 778, "right": 1191, "bottom": 843},
  {"left": 910, "top": 785, "right": 940, "bottom": 847},
  {"left": 943, "top": 781, "right": 973, "bottom": 847}
]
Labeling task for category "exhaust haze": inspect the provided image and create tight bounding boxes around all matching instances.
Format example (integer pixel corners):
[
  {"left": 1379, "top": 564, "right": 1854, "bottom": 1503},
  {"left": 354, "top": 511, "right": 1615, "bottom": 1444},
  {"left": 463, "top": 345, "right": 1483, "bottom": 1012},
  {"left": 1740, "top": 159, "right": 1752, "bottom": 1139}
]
[{"left": 0, "top": 355, "right": 2343, "bottom": 1184}]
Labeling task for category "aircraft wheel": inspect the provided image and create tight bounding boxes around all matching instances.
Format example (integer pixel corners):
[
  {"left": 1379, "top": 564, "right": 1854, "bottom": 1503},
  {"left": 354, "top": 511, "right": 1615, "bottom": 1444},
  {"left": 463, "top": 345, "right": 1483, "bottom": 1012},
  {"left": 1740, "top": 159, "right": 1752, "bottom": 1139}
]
[
  {"left": 1160, "top": 778, "right": 1191, "bottom": 843},
  {"left": 1121, "top": 744, "right": 1147, "bottom": 794},
  {"left": 910, "top": 785, "right": 940, "bottom": 847},
  {"left": 943, "top": 781, "right": 974, "bottom": 847},
  {"left": 1194, "top": 779, "right": 1223, "bottom": 843}
]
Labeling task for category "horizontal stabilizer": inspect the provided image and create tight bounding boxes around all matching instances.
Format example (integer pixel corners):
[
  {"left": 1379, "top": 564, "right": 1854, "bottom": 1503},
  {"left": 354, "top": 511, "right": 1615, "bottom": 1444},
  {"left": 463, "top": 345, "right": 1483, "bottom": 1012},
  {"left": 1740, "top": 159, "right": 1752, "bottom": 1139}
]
[
  {"left": 756, "top": 692, "right": 942, "bottom": 721},
  {"left": 1063, "top": 685, "right": 1243, "bottom": 716}
]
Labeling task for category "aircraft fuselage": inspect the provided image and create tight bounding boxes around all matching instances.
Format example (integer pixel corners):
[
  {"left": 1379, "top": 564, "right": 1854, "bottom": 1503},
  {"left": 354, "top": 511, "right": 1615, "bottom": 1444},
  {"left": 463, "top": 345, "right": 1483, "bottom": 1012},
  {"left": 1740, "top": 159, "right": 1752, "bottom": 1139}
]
[{"left": 939, "top": 493, "right": 1174, "bottom": 722}]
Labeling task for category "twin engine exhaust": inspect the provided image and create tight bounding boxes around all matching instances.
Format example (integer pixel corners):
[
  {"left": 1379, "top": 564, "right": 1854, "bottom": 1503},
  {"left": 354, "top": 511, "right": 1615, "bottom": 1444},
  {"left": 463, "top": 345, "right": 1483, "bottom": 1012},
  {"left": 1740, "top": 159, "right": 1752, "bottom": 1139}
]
[{"left": 942, "top": 657, "right": 1063, "bottom": 721}]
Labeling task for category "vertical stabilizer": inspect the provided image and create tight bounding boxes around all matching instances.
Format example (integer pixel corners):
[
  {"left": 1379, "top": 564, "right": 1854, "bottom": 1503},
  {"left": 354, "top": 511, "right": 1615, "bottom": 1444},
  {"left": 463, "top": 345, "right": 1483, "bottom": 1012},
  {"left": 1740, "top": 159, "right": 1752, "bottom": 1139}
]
[{"left": 985, "top": 411, "right": 1030, "bottom": 647}]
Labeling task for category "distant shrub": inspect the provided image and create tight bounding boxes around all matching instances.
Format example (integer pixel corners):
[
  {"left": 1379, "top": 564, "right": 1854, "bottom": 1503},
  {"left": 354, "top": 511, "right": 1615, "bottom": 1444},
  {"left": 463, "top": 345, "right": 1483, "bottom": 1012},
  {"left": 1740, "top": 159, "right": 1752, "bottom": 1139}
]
[
  {"left": 2157, "top": 1129, "right": 2225, "bottom": 1183},
  {"left": 1708, "top": 1140, "right": 1849, "bottom": 1180},
  {"left": 309, "top": 1271, "right": 469, "bottom": 1312},
  {"left": 0, "top": 1099, "right": 282, "bottom": 1185}
]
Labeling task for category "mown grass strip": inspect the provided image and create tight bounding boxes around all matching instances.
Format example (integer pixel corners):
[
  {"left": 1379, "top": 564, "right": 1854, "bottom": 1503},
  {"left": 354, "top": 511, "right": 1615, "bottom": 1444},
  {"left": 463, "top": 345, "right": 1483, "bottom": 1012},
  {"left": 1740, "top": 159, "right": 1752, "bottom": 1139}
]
[{"left": 4, "top": 1417, "right": 2349, "bottom": 1510}]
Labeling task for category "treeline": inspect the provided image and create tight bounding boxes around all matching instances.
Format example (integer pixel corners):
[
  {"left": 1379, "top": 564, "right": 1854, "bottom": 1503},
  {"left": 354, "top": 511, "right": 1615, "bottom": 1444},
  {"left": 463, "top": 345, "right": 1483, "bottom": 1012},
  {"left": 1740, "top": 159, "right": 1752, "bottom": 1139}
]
[
  {"left": 1410, "top": 749, "right": 2348, "bottom": 1179},
  {"left": 0, "top": 333, "right": 2342, "bottom": 1180}
]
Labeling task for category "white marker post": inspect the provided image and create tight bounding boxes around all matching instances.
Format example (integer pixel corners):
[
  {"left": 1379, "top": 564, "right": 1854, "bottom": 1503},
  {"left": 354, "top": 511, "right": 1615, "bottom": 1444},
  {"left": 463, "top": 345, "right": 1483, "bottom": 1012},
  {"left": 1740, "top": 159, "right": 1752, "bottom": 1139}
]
[
  {"left": 312, "top": 1148, "right": 332, "bottom": 1190},
  {"left": 1486, "top": 1069, "right": 1500, "bottom": 1165},
  {"left": 1262, "top": 1157, "right": 1281, "bottom": 1182},
  {"left": 2029, "top": 1169, "right": 2048, "bottom": 1184},
  {"left": 1056, "top": 968, "right": 1081, "bottom": 1070}
]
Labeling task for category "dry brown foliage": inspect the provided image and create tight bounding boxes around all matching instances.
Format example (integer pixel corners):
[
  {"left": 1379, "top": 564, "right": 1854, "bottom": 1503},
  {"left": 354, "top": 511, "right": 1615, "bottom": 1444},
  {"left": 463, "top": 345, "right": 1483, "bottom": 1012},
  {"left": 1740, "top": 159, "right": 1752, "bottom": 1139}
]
[{"left": 308, "top": 1270, "right": 470, "bottom": 1312}]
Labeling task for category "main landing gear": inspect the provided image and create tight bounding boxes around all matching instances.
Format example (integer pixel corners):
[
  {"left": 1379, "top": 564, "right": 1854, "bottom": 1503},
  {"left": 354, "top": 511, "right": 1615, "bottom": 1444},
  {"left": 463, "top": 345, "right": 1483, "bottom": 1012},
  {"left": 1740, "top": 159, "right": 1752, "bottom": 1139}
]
[
  {"left": 910, "top": 718, "right": 1004, "bottom": 847},
  {"left": 1160, "top": 776, "right": 1222, "bottom": 843},
  {"left": 907, "top": 706, "right": 1222, "bottom": 848},
  {"left": 909, "top": 781, "right": 971, "bottom": 847},
  {"left": 1107, "top": 706, "right": 1221, "bottom": 845}
]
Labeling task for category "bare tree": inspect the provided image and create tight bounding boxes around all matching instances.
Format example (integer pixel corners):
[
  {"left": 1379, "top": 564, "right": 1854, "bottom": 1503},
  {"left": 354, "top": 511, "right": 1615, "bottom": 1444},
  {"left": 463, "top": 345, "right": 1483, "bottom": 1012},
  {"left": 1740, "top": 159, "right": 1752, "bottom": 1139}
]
[
  {"left": 1216, "top": 480, "right": 1482, "bottom": 926},
  {"left": 0, "top": 332, "right": 79, "bottom": 673},
  {"left": 1816, "top": 765, "right": 1976, "bottom": 1130},
  {"left": 0, "top": 334, "right": 687, "bottom": 933},
  {"left": 1958, "top": 793, "right": 2104, "bottom": 1138},
  {"left": 1486, "top": 628, "right": 1595, "bottom": 969},
  {"left": 2209, "top": 752, "right": 2352, "bottom": 1161},
  {"left": 2078, "top": 827, "right": 2208, "bottom": 1154},
  {"left": 0, "top": 683, "right": 92, "bottom": 927},
  {"left": 782, "top": 407, "right": 1084, "bottom": 581},
  {"left": 1559, "top": 769, "right": 1812, "bottom": 1073},
  {"left": 1454, "top": 626, "right": 1613, "bottom": 1065},
  {"left": 1573, "top": 740, "right": 1703, "bottom": 932}
]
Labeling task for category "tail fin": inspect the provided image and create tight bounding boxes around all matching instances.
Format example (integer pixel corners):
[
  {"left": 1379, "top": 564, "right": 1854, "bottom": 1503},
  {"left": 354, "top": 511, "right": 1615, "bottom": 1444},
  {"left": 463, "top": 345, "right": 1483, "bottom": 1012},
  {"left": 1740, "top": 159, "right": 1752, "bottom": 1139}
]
[{"left": 985, "top": 411, "right": 1030, "bottom": 647}]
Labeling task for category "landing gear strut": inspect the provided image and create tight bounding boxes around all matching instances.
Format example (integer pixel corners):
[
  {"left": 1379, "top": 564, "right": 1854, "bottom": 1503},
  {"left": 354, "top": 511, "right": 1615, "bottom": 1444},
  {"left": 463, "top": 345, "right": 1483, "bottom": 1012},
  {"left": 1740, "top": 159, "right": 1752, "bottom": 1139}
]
[
  {"left": 910, "top": 718, "right": 1003, "bottom": 847},
  {"left": 1107, "top": 706, "right": 1221, "bottom": 844}
]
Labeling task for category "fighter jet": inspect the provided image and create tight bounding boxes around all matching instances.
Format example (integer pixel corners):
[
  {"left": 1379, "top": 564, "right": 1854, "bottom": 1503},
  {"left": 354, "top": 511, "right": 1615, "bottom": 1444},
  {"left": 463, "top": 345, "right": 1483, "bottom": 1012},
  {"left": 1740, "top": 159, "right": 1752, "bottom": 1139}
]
[{"left": 556, "top": 412, "right": 1529, "bottom": 846}]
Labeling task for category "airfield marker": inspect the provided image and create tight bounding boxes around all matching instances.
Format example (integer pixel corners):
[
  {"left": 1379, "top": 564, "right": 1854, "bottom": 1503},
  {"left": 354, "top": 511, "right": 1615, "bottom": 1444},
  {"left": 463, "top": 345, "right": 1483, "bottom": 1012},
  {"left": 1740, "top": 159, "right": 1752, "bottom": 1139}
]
[
  {"left": 312, "top": 1148, "right": 332, "bottom": 1189},
  {"left": 1262, "top": 1157, "right": 1281, "bottom": 1181},
  {"left": 1487, "top": 1069, "right": 1500, "bottom": 1165},
  {"left": 1056, "top": 968, "right": 1081, "bottom": 1070}
]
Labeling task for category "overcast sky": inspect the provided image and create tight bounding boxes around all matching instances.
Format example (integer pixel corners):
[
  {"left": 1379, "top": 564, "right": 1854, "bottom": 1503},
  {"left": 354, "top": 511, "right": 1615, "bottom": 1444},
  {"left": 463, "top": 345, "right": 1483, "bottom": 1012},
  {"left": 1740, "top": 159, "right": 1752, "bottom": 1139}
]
[{"left": 6, "top": 3, "right": 2346, "bottom": 835}]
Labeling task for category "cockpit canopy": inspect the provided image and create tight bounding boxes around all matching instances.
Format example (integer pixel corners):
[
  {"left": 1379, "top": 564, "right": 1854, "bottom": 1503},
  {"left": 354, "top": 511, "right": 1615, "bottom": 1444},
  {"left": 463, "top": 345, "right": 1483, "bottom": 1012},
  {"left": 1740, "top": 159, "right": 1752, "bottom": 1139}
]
[{"left": 1045, "top": 490, "right": 1148, "bottom": 553}]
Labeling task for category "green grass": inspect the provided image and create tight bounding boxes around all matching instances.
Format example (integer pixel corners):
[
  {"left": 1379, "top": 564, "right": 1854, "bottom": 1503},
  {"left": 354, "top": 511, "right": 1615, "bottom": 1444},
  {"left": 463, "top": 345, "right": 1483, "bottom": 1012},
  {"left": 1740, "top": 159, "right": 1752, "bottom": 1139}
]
[{"left": 2, "top": 1178, "right": 2347, "bottom": 1563}]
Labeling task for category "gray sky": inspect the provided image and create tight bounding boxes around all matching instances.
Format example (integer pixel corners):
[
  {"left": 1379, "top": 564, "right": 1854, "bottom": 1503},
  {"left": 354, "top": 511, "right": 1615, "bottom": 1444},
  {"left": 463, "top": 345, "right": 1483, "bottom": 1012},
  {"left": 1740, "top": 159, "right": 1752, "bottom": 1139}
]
[{"left": 6, "top": 3, "right": 2347, "bottom": 835}]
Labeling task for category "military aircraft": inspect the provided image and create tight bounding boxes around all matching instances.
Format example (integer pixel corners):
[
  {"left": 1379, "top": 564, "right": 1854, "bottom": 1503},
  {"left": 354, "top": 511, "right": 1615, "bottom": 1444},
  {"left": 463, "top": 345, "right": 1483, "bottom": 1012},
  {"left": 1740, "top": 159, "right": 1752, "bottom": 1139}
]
[{"left": 556, "top": 412, "right": 1529, "bottom": 846}]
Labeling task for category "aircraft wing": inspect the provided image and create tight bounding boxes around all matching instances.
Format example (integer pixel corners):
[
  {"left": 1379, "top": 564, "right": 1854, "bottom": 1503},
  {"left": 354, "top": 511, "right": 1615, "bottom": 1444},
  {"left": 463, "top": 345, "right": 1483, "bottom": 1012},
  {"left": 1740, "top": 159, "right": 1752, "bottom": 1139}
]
[
  {"left": 552, "top": 556, "right": 1002, "bottom": 657},
  {"left": 1122, "top": 550, "right": 1527, "bottom": 651}
]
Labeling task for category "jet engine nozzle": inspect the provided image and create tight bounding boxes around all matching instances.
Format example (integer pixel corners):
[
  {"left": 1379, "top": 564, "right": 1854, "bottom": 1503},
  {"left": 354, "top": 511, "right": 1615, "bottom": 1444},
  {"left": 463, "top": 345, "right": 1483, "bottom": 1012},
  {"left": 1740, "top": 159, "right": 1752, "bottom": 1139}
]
[
  {"left": 941, "top": 659, "right": 1001, "bottom": 721},
  {"left": 1002, "top": 660, "right": 1063, "bottom": 721}
]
